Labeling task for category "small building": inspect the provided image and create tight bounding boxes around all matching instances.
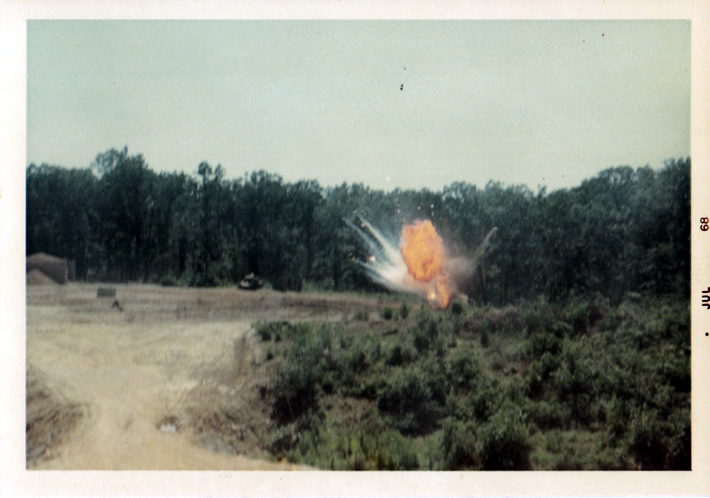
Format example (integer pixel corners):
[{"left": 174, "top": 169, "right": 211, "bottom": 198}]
[{"left": 26, "top": 252, "right": 69, "bottom": 284}]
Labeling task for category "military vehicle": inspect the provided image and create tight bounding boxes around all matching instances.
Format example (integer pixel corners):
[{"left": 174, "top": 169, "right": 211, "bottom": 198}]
[{"left": 238, "top": 273, "right": 263, "bottom": 290}]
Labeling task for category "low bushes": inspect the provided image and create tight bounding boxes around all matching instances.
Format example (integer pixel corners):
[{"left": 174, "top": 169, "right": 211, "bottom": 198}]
[
  {"left": 255, "top": 295, "right": 689, "bottom": 470},
  {"left": 376, "top": 359, "right": 447, "bottom": 435},
  {"left": 440, "top": 418, "right": 478, "bottom": 469},
  {"left": 479, "top": 403, "right": 532, "bottom": 470},
  {"left": 269, "top": 329, "right": 330, "bottom": 423}
]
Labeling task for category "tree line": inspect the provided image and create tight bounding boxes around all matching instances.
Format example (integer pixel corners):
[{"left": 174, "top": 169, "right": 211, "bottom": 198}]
[{"left": 26, "top": 147, "right": 690, "bottom": 305}]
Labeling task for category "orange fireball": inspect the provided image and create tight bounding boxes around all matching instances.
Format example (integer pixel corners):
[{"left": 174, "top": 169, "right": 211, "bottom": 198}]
[
  {"left": 399, "top": 220, "right": 454, "bottom": 309},
  {"left": 400, "top": 220, "right": 445, "bottom": 282}
]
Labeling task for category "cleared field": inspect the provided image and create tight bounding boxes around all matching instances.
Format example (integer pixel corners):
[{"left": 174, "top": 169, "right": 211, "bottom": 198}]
[{"left": 26, "top": 283, "right": 385, "bottom": 470}]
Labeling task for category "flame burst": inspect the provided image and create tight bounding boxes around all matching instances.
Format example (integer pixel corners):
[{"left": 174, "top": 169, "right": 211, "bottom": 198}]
[
  {"left": 399, "top": 220, "right": 453, "bottom": 308},
  {"left": 400, "top": 220, "right": 444, "bottom": 281}
]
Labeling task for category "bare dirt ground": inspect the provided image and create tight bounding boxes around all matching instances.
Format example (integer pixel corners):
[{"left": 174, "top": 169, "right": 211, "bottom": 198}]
[{"left": 26, "top": 283, "right": 385, "bottom": 470}]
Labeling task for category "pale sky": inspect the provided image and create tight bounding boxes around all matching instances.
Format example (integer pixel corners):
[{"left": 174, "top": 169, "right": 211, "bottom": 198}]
[{"left": 27, "top": 20, "right": 690, "bottom": 192}]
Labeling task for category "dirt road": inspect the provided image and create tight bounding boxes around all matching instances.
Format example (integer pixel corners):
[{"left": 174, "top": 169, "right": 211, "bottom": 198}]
[{"left": 26, "top": 284, "right": 379, "bottom": 470}]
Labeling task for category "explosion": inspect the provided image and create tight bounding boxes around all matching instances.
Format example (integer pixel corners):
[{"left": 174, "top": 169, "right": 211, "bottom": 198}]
[
  {"left": 400, "top": 220, "right": 445, "bottom": 282},
  {"left": 348, "top": 217, "right": 496, "bottom": 309},
  {"left": 399, "top": 220, "right": 452, "bottom": 309}
]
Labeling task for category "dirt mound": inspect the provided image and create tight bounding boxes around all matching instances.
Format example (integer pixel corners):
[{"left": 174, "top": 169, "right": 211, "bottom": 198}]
[
  {"left": 26, "top": 252, "right": 66, "bottom": 266},
  {"left": 26, "top": 268, "right": 59, "bottom": 286},
  {"left": 26, "top": 367, "right": 84, "bottom": 464},
  {"left": 26, "top": 252, "right": 68, "bottom": 284}
]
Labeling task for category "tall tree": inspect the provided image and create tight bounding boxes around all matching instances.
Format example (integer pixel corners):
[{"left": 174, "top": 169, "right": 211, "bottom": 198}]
[{"left": 93, "top": 147, "right": 156, "bottom": 281}]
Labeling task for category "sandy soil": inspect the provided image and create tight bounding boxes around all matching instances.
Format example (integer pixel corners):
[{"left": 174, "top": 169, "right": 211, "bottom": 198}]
[{"left": 26, "top": 283, "right": 385, "bottom": 470}]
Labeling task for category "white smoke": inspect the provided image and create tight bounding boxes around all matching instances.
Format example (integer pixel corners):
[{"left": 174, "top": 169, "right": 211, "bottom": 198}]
[{"left": 346, "top": 217, "right": 430, "bottom": 296}]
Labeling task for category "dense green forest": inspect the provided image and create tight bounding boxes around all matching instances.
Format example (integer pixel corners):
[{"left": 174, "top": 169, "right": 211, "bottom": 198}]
[
  {"left": 26, "top": 148, "right": 690, "bottom": 470},
  {"left": 26, "top": 147, "right": 689, "bottom": 305}
]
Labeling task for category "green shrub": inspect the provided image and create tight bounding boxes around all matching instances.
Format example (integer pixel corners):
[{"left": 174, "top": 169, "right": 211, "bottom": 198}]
[
  {"left": 467, "top": 377, "right": 499, "bottom": 422},
  {"left": 254, "top": 321, "right": 309, "bottom": 343},
  {"left": 160, "top": 275, "right": 177, "bottom": 287},
  {"left": 266, "top": 422, "right": 299, "bottom": 457},
  {"left": 422, "top": 356, "right": 448, "bottom": 405},
  {"left": 337, "top": 337, "right": 372, "bottom": 389},
  {"left": 377, "top": 365, "right": 442, "bottom": 435},
  {"left": 526, "top": 331, "right": 562, "bottom": 359},
  {"left": 644, "top": 302, "right": 690, "bottom": 347},
  {"left": 479, "top": 403, "right": 531, "bottom": 470},
  {"left": 551, "top": 338, "right": 604, "bottom": 425},
  {"left": 440, "top": 418, "right": 479, "bottom": 469},
  {"left": 627, "top": 404, "right": 690, "bottom": 470},
  {"left": 399, "top": 301, "right": 410, "bottom": 319},
  {"left": 445, "top": 385, "right": 497, "bottom": 425},
  {"left": 564, "top": 297, "right": 590, "bottom": 335},
  {"left": 385, "top": 343, "right": 415, "bottom": 367},
  {"left": 488, "top": 306, "right": 524, "bottom": 334},
  {"left": 372, "top": 430, "right": 420, "bottom": 470},
  {"left": 382, "top": 307, "right": 394, "bottom": 321},
  {"left": 667, "top": 406, "right": 691, "bottom": 470},
  {"left": 502, "top": 375, "right": 528, "bottom": 406},
  {"left": 365, "top": 336, "right": 384, "bottom": 364},
  {"left": 343, "top": 346, "right": 369, "bottom": 373},
  {"left": 314, "top": 428, "right": 421, "bottom": 470},
  {"left": 549, "top": 320, "right": 573, "bottom": 337},
  {"left": 536, "top": 429, "right": 627, "bottom": 470},
  {"left": 269, "top": 325, "right": 332, "bottom": 423},
  {"left": 449, "top": 314, "right": 464, "bottom": 339},
  {"left": 658, "top": 345, "right": 690, "bottom": 393},
  {"left": 480, "top": 329, "right": 490, "bottom": 348},
  {"left": 597, "top": 312, "right": 621, "bottom": 332},
  {"left": 450, "top": 300, "right": 464, "bottom": 316},
  {"left": 256, "top": 325, "right": 272, "bottom": 342},
  {"left": 270, "top": 360, "right": 321, "bottom": 423},
  {"left": 267, "top": 411, "right": 324, "bottom": 461},
  {"left": 526, "top": 399, "right": 569, "bottom": 431},
  {"left": 447, "top": 346, "right": 483, "bottom": 392},
  {"left": 412, "top": 317, "right": 439, "bottom": 353},
  {"left": 629, "top": 408, "right": 669, "bottom": 470},
  {"left": 604, "top": 395, "right": 629, "bottom": 441},
  {"left": 525, "top": 352, "right": 561, "bottom": 398},
  {"left": 521, "top": 303, "right": 557, "bottom": 334}
]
